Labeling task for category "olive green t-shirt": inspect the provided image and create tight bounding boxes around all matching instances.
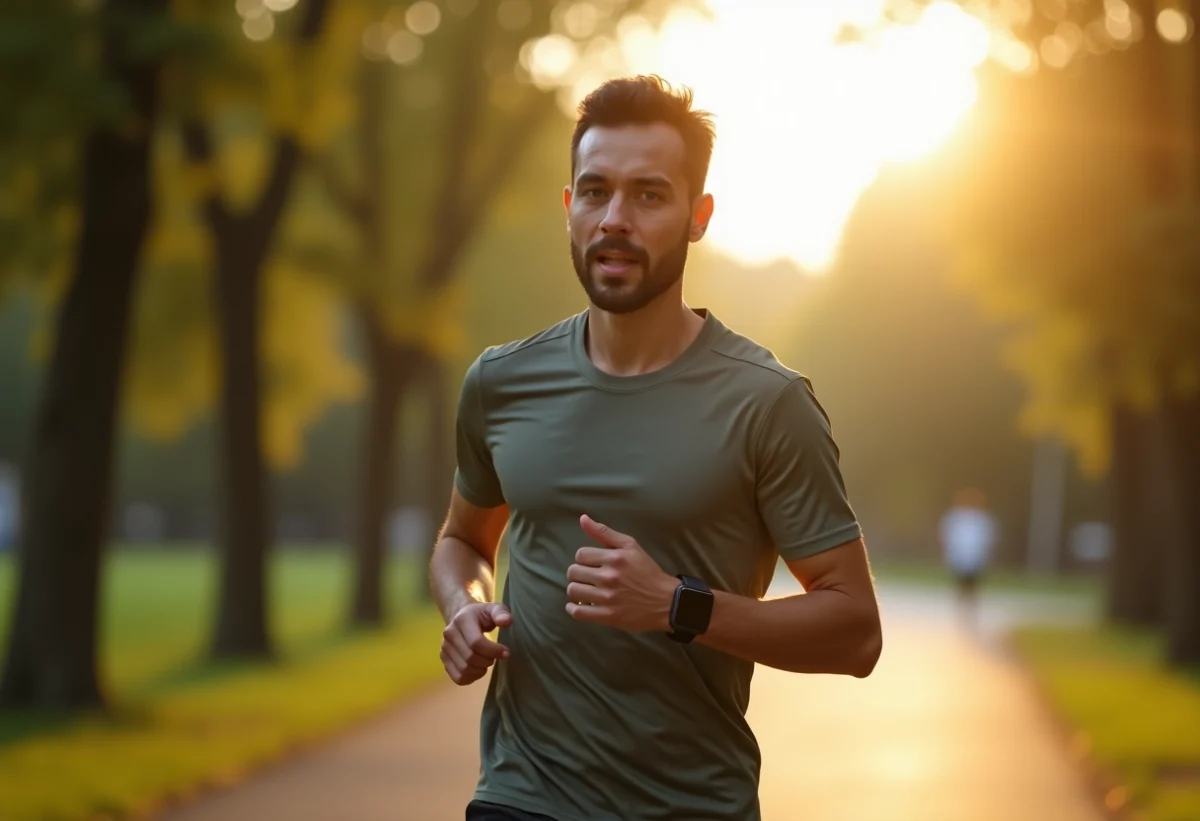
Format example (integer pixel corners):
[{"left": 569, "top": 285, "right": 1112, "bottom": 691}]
[{"left": 454, "top": 308, "right": 861, "bottom": 821}]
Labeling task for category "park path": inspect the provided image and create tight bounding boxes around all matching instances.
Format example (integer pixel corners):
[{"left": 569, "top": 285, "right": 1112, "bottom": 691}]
[{"left": 157, "top": 580, "right": 1104, "bottom": 821}]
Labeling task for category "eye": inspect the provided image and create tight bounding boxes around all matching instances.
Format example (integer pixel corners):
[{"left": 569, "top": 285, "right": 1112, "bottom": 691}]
[{"left": 580, "top": 187, "right": 607, "bottom": 199}]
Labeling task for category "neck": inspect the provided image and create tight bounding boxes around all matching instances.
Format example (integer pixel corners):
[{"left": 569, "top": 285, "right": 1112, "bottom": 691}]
[{"left": 585, "top": 287, "right": 705, "bottom": 377}]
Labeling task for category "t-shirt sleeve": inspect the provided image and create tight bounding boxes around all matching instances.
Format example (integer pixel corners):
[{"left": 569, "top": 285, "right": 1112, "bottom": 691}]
[
  {"left": 453, "top": 354, "right": 506, "bottom": 508},
  {"left": 755, "top": 377, "right": 862, "bottom": 561}
]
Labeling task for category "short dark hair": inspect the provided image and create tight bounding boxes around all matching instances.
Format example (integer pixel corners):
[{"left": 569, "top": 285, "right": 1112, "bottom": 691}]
[{"left": 570, "top": 75, "right": 716, "bottom": 198}]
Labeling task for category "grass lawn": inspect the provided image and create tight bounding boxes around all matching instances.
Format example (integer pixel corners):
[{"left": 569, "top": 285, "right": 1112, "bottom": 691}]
[
  {"left": 1011, "top": 624, "right": 1200, "bottom": 821},
  {"left": 0, "top": 546, "right": 448, "bottom": 821},
  {"left": 868, "top": 556, "right": 1103, "bottom": 597}
]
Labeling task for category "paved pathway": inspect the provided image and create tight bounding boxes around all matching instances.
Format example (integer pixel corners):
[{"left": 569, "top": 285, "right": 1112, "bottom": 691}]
[{"left": 157, "top": 581, "right": 1104, "bottom": 821}]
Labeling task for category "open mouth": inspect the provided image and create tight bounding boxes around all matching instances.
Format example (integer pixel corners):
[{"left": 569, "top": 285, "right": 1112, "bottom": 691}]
[{"left": 594, "top": 252, "right": 642, "bottom": 274}]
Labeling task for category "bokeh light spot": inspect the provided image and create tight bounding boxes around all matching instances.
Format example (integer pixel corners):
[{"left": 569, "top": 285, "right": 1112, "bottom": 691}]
[
  {"left": 1157, "top": 8, "right": 1192, "bottom": 43},
  {"left": 388, "top": 30, "right": 424, "bottom": 66},
  {"left": 406, "top": 1, "right": 442, "bottom": 36}
]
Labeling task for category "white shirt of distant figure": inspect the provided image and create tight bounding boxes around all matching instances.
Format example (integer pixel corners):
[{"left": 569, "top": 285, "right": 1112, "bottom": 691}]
[{"left": 939, "top": 499, "right": 998, "bottom": 577}]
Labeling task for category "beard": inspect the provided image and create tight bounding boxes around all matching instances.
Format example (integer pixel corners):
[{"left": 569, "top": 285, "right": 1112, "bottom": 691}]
[{"left": 571, "top": 229, "right": 690, "bottom": 315}]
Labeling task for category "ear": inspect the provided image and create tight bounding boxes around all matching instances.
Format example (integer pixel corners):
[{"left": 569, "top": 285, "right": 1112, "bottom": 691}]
[
  {"left": 689, "top": 193, "right": 714, "bottom": 242},
  {"left": 563, "top": 185, "right": 573, "bottom": 231}
]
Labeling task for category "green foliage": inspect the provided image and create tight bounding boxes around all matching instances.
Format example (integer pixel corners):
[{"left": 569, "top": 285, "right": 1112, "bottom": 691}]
[
  {"left": 0, "top": 1, "right": 216, "bottom": 295},
  {"left": 0, "top": 548, "right": 444, "bottom": 821},
  {"left": 109, "top": 0, "right": 370, "bottom": 468},
  {"left": 934, "top": 37, "right": 1200, "bottom": 473},
  {"left": 316, "top": 0, "right": 695, "bottom": 354},
  {"left": 1012, "top": 624, "right": 1200, "bottom": 821}
]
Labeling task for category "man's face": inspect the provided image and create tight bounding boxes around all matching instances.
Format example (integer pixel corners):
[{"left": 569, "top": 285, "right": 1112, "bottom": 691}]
[{"left": 564, "top": 123, "right": 713, "bottom": 314}]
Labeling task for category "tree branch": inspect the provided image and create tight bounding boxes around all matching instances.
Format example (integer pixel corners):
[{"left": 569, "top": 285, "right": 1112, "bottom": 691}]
[
  {"left": 180, "top": 120, "right": 228, "bottom": 232},
  {"left": 419, "top": 87, "right": 562, "bottom": 291},
  {"left": 359, "top": 57, "right": 386, "bottom": 263},
  {"left": 295, "top": 0, "right": 329, "bottom": 43},
  {"left": 419, "top": 9, "right": 492, "bottom": 289},
  {"left": 248, "top": 0, "right": 331, "bottom": 237},
  {"left": 416, "top": 0, "right": 649, "bottom": 291}
]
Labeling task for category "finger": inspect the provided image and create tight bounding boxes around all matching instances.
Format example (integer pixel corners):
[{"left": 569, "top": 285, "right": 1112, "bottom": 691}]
[
  {"left": 446, "top": 633, "right": 496, "bottom": 672},
  {"left": 566, "top": 581, "right": 611, "bottom": 605},
  {"left": 566, "top": 563, "right": 614, "bottom": 586},
  {"left": 446, "top": 625, "right": 482, "bottom": 667},
  {"left": 574, "top": 546, "right": 615, "bottom": 567},
  {"left": 566, "top": 601, "right": 614, "bottom": 623},
  {"left": 443, "top": 642, "right": 495, "bottom": 675},
  {"left": 457, "top": 615, "right": 510, "bottom": 660},
  {"left": 442, "top": 647, "right": 489, "bottom": 685},
  {"left": 468, "top": 632, "right": 510, "bottom": 662},
  {"left": 450, "top": 628, "right": 507, "bottom": 667},
  {"left": 442, "top": 646, "right": 471, "bottom": 684},
  {"left": 580, "top": 514, "right": 632, "bottom": 549},
  {"left": 442, "top": 634, "right": 472, "bottom": 670},
  {"left": 485, "top": 603, "right": 513, "bottom": 628}
]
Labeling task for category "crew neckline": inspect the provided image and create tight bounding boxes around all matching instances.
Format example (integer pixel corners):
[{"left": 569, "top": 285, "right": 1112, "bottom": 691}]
[{"left": 571, "top": 307, "right": 719, "bottom": 392}]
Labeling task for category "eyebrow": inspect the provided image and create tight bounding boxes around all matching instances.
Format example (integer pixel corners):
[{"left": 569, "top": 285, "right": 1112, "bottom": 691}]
[{"left": 574, "top": 172, "right": 675, "bottom": 191}]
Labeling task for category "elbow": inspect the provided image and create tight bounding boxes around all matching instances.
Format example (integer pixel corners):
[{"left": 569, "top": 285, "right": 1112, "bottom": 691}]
[{"left": 850, "top": 618, "right": 883, "bottom": 679}]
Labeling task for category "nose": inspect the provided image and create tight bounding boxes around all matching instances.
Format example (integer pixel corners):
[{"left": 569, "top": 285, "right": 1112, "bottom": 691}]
[{"left": 598, "top": 193, "right": 632, "bottom": 236}]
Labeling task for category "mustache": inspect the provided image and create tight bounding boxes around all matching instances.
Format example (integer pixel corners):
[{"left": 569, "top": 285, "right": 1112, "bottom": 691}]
[{"left": 584, "top": 236, "right": 649, "bottom": 267}]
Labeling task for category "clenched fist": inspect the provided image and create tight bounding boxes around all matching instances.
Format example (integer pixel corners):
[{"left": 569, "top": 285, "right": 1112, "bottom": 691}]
[
  {"left": 565, "top": 514, "right": 677, "bottom": 633},
  {"left": 441, "top": 602, "right": 511, "bottom": 686}
]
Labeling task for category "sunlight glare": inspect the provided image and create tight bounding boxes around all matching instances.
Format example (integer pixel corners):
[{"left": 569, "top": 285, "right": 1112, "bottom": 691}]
[{"left": 554, "top": 0, "right": 990, "bottom": 271}]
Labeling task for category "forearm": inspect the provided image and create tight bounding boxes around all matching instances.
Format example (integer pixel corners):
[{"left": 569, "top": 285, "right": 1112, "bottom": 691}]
[
  {"left": 429, "top": 535, "right": 496, "bottom": 624},
  {"left": 695, "top": 588, "right": 881, "bottom": 677}
]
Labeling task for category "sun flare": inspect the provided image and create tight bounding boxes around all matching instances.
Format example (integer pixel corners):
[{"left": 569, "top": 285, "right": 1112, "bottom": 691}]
[{"left": 553, "top": 0, "right": 991, "bottom": 272}]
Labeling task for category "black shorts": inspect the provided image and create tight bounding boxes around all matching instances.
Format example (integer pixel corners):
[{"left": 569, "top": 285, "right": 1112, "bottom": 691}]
[{"left": 465, "top": 799, "right": 558, "bottom": 821}]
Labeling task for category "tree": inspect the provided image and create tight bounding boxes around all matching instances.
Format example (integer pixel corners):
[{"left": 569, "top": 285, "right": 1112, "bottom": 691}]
[
  {"left": 178, "top": 0, "right": 338, "bottom": 659},
  {"left": 318, "top": 0, "right": 687, "bottom": 626},
  {"left": 0, "top": 0, "right": 172, "bottom": 708},
  {"left": 901, "top": 0, "right": 1200, "bottom": 662}
]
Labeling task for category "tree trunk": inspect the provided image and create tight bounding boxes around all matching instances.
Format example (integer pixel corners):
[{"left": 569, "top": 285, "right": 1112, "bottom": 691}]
[
  {"left": 0, "top": 0, "right": 166, "bottom": 709},
  {"left": 1105, "top": 404, "right": 1168, "bottom": 626},
  {"left": 209, "top": 220, "right": 277, "bottom": 659},
  {"left": 350, "top": 309, "right": 422, "bottom": 628},
  {"left": 1162, "top": 391, "right": 1200, "bottom": 665},
  {"left": 177, "top": 0, "right": 327, "bottom": 661}
]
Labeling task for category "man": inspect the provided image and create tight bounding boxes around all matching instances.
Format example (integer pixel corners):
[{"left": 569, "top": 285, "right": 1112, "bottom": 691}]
[
  {"left": 429, "top": 75, "right": 882, "bottom": 821},
  {"left": 939, "top": 487, "right": 998, "bottom": 632}
]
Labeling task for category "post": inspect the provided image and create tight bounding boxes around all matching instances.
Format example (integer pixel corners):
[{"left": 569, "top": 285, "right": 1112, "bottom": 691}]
[{"left": 1026, "top": 437, "right": 1068, "bottom": 576}]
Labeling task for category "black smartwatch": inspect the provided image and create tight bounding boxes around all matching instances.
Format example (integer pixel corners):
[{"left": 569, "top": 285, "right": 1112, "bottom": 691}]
[{"left": 668, "top": 575, "right": 713, "bottom": 643}]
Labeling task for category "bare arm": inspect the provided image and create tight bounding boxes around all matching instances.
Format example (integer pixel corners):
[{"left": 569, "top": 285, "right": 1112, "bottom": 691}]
[
  {"left": 567, "top": 520, "right": 882, "bottom": 679},
  {"left": 695, "top": 538, "right": 881, "bottom": 677},
  {"left": 429, "top": 487, "right": 510, "bottom": 619},
  {"left": 429, "top": 487, "right": 511, "bottom": 685}
]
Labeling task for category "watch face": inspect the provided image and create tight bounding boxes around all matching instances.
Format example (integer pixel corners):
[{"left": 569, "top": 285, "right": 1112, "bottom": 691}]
[{"left": 675, "top": 587, "right": 713, "bottom": 631}]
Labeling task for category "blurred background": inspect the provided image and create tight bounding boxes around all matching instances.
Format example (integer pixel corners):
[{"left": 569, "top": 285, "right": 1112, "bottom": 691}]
[{"left": 0, "top": 1, "right": 1197, "bottom": 820}]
